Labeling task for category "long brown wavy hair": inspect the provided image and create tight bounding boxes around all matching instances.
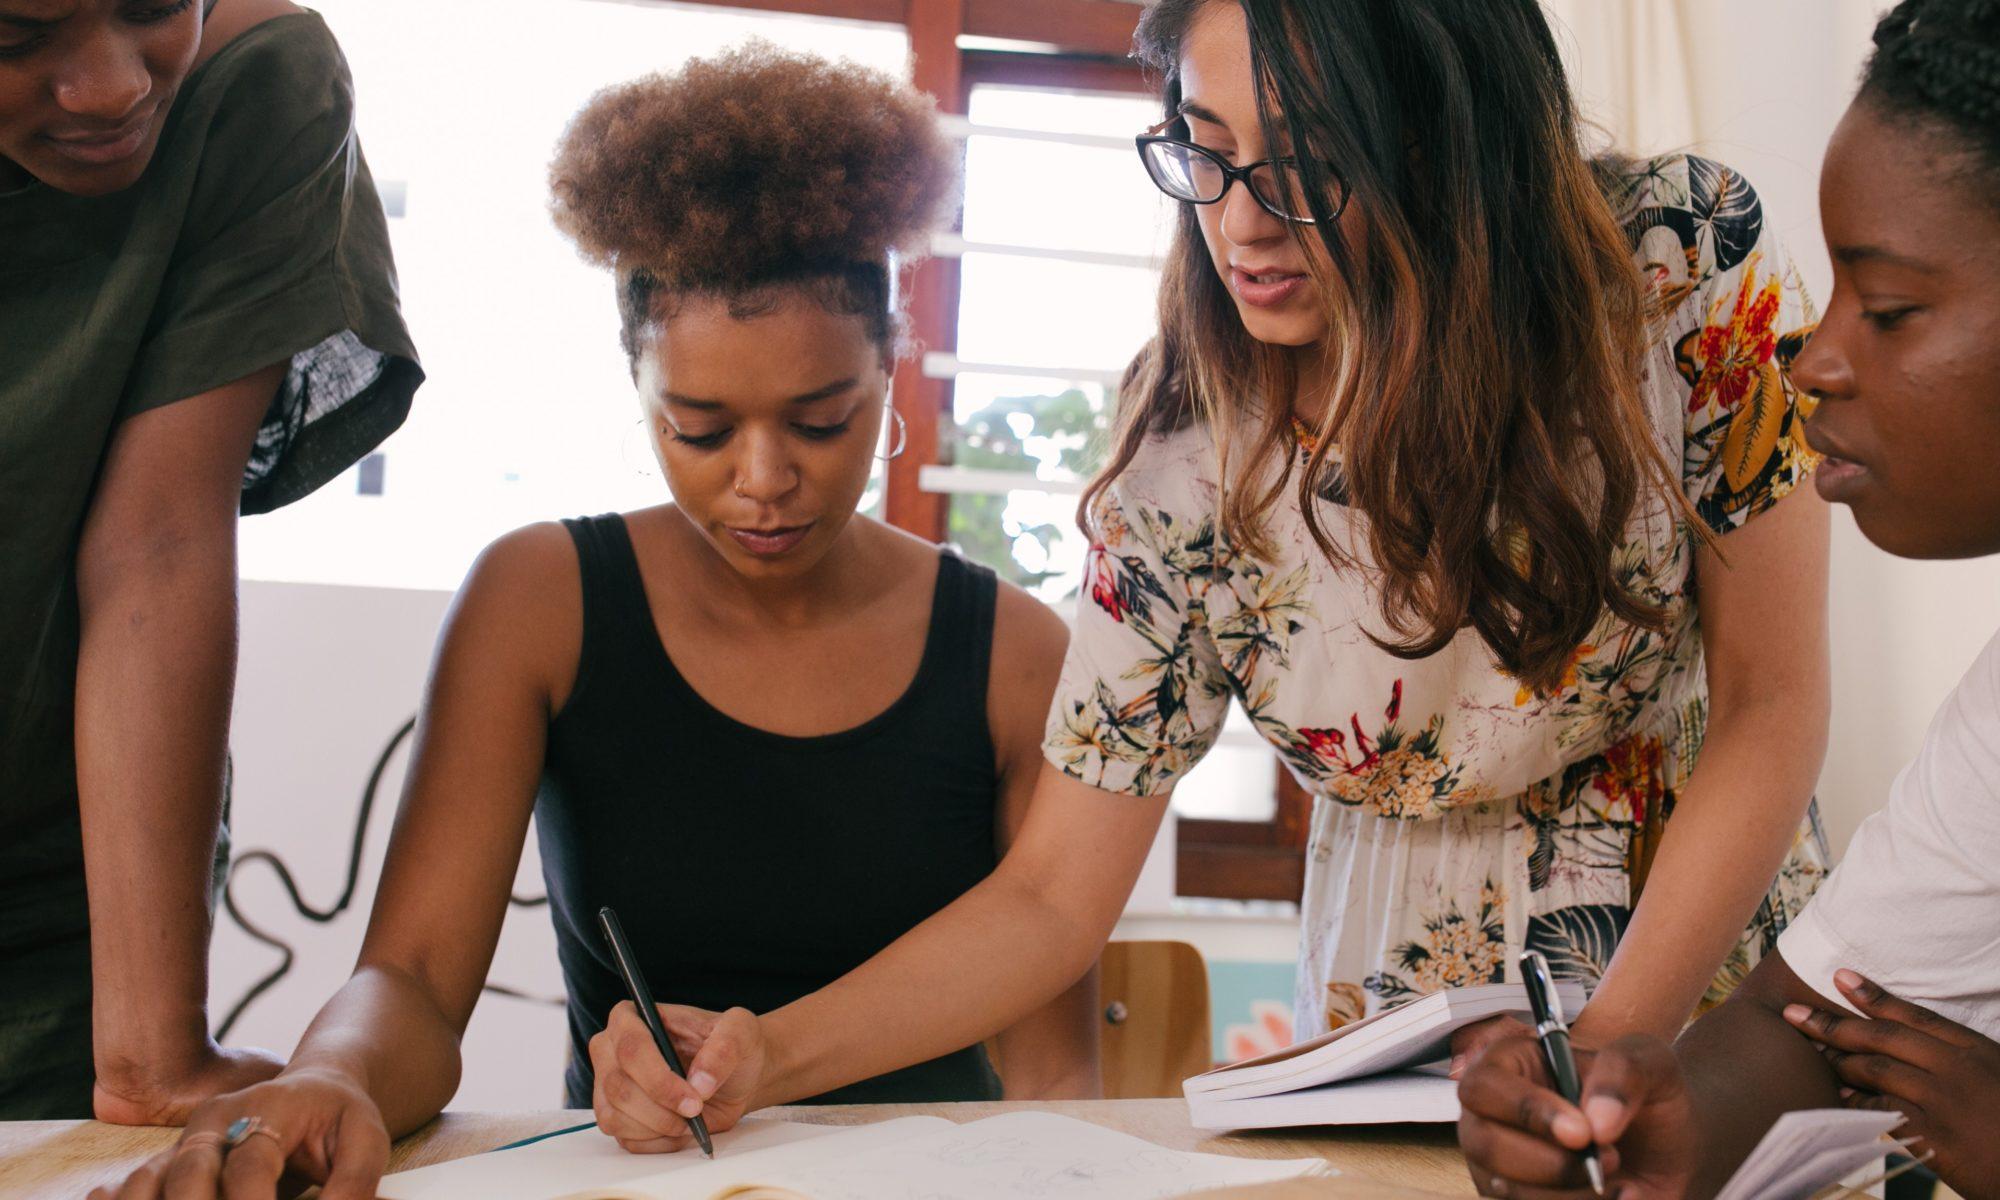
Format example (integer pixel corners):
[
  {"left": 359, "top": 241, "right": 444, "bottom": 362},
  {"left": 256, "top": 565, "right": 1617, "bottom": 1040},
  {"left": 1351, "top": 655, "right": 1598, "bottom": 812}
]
[{"left": 1092, "top": 0, "right": 1694, "bottom": 693}]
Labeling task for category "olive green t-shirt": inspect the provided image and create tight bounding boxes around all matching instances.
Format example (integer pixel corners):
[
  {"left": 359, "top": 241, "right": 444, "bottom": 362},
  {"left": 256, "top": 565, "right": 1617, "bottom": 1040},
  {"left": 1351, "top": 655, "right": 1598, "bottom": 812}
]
[{"left": 0, "top": 11, "right": 419, "bottom": 989}]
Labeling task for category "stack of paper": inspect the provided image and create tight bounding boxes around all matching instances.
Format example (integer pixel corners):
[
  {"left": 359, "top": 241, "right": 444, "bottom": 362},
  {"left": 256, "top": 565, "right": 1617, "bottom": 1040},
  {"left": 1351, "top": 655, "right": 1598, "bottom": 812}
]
[
  {"left": 377, "top": 1112, "right": 1333, "bottom": 1200},
  {"left": 1713, "top": 1109, "right": 1905, "bottom": 1200},
  {"left": 1184, "top": 982, "right": 1587, "bottom": 1130}
]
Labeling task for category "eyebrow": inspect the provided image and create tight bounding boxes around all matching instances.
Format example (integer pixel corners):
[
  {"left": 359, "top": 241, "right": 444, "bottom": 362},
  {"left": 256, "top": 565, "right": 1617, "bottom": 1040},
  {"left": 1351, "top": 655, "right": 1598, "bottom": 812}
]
[
  {"left": 1176, "top": 99, "right": 1229, "bottom": 129},
  {"left": 662, "top": 377, "right": 859, "bottom": 411},
  {"left": 1834, "top": 244, "right": 1939, "bottom": 273},
  {"left": 0, "top": 14, "right": 55, "bottom": 28}
]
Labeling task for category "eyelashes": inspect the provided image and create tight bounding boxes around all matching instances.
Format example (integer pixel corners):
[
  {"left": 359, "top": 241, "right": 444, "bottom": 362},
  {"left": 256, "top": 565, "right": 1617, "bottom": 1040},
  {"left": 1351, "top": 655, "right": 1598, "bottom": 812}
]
[
  {"left": 0, "top": 0, "right": 197, "bottom": 61},
  {"left": 138, "top": 0, "right": 200, "bottom": 22},
  {"left": 667, "top": 419, "right": 854, "bottom": 449}
]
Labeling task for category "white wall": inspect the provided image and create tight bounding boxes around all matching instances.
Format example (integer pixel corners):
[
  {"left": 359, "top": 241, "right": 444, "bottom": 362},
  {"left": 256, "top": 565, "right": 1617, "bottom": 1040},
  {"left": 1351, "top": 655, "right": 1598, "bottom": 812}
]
[{"left": 219, "top": 581, "right": 572, "bottom": 1108}]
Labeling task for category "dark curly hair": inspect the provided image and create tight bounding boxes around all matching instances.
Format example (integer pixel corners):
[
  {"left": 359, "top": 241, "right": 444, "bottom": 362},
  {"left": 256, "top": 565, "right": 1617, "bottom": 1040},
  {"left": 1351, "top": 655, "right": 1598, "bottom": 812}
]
[
  {"left": 548, "top": 42, "right": 959, "bottom": 370},
  {"left": 1862, "top": 0, "right": 2000, "bottom": 200}
]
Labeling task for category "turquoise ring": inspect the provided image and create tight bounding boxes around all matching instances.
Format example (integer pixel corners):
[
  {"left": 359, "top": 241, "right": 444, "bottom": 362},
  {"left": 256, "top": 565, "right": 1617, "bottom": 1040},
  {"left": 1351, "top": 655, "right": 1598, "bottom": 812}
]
[{"left": 222, "top": 1115, "right": 280, "bottom": 1151}]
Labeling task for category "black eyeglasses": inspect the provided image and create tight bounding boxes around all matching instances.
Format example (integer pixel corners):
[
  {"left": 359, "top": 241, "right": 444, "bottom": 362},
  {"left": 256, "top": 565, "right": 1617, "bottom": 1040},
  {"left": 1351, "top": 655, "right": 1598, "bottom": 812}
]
[{"left": 1135, "top": 117, "right": 1348, "bottom": 226}]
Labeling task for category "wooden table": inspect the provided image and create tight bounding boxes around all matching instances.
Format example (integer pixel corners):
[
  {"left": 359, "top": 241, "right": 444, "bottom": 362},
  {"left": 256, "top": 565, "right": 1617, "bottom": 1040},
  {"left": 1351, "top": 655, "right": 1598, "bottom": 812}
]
[{"left": 0, "top": 1100, "right": 1474, "bottom": 1199}]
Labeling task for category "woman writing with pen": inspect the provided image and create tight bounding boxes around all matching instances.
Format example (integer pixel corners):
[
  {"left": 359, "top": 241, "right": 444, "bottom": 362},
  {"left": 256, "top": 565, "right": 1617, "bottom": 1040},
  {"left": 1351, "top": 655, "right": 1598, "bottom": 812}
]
[{"left": 98, "top": 45, "right": 1096, "bottom": 1200}]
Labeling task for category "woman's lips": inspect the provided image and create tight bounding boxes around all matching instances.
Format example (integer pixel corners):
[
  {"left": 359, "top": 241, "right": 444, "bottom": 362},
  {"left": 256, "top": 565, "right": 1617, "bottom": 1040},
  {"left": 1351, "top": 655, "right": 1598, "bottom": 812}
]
[
  {"left": 1804, "top": 426, "right": 1872, "bottom": 504},
  {"left": 1231, "top": 267, "right": 1309, "bottom": 308},
  {"left": 727, "top": 523, "right": 814, "bottom": 557},
  {"left": 1813, "top": 455, "right": 1872, "bottom": 504},
  {"left": 44, "top": 114, "right": 154, "bottom": 167}
]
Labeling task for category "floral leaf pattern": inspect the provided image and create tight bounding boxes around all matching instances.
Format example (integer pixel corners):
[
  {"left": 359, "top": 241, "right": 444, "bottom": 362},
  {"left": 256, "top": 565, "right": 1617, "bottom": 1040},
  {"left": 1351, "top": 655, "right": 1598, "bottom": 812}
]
[
  {"left": 1043, "top": 154, "right": 1830, "bottom": 1039},
  {"left": 1525, "top": 905, "right": 1632, "bottom": 987}
]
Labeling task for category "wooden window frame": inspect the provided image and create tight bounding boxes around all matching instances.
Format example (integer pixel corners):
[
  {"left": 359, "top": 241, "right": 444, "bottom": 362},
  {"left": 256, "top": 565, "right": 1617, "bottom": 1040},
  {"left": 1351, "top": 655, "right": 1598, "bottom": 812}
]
[{"left": 678, "top": 0, "right": 1307, "bottom": 905}]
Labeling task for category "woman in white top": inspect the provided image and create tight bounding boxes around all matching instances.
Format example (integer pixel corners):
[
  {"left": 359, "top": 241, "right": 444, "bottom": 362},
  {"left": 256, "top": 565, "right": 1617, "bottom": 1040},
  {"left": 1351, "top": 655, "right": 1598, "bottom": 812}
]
[
  {"left": 577, "top": 0, "right": 1834, "bottom": 1146},
  {"left": 1458, "top": 1, "right": 2000, "bottom": 1195}
]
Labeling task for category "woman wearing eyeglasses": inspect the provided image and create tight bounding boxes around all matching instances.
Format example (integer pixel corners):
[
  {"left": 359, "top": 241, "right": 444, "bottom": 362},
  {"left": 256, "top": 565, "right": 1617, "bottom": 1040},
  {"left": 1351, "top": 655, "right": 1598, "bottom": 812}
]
[{"left": 565, "top": 0, "right": 1833, "bottom": 1141}]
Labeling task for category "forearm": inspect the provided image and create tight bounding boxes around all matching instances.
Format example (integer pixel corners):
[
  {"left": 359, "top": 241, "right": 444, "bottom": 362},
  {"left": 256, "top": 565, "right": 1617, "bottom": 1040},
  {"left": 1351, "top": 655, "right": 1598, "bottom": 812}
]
[
  {"left": 997, "top": 964, "right": 1103, "bottom": 1100},
  {"left": 1674, "top": 993, "right": 1843, "bottom": 1198},
  {"left": 759, "top": 868, "right": 1111, "bottom": 1107},
  {"left": 1581, "top": 707, "right": 1823, "bottom": 1042},
  {"left": 75, "top": 531, "right": 238, "bottom": 1085},
  {"left": 281, "top": 964, "right": 469, "bottom": 1136}
]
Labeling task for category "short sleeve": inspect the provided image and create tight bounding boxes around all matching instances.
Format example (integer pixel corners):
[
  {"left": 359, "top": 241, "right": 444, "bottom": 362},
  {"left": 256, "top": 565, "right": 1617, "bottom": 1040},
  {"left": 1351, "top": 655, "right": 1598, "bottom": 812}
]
[
  {"left": 1665, "top": 158, "right": 1820, "bottom": 533},
  {"left": 1777, "top": 628, "right": 2000, "bottom": 1042},
  {"left": 1042, "top": 473, "right": 1233, "bottom": 796},
  {"left": 119, "top": 14, "right": 421, "bottom": 515}
]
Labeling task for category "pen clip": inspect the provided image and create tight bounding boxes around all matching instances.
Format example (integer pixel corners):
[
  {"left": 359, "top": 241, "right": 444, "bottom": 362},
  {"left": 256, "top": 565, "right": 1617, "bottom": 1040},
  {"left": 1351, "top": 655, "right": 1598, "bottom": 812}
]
[{"left": 1519, "top": 950, "right": 1566, "bottom": 1027}]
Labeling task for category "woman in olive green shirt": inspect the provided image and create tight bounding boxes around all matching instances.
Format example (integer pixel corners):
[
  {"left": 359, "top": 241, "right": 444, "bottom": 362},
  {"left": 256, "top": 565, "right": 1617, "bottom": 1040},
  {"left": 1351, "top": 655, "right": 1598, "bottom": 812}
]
[{"left": 0, "top": 0, "right": 419, "bottom": 1121}]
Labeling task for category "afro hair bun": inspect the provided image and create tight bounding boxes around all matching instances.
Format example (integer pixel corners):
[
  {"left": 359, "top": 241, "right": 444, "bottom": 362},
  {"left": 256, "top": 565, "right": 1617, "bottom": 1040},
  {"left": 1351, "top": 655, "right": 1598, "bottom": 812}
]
[{"left": 549, "top": 41, "right": 960, "bottom": 288}]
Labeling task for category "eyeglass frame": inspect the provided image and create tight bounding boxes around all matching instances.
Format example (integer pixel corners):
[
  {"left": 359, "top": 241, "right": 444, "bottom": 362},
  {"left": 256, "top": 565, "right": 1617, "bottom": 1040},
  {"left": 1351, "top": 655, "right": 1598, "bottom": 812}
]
[{"left": 1134, "top": 116, "right": 1350, "bottom": 226}]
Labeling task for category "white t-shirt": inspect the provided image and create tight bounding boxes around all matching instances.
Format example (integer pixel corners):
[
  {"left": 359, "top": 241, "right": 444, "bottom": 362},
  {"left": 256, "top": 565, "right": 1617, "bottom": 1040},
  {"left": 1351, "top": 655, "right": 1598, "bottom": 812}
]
[{"left": 1777, "top": 627, "right": 2000, "bottom": 1041}]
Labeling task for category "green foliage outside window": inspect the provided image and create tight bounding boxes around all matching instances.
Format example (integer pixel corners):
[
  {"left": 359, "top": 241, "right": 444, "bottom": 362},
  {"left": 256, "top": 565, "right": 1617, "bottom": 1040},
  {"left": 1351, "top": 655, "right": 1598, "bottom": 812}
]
[{"left": 946, "top": 388, "right": 1107, "bottom": 598}]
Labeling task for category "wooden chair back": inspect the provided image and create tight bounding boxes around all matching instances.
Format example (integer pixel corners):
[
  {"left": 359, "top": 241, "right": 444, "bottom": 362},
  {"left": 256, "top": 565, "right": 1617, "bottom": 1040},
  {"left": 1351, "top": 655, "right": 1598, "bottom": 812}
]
[{"left": 1099, "top": 939, "right": 1212, "bottom": 1099}]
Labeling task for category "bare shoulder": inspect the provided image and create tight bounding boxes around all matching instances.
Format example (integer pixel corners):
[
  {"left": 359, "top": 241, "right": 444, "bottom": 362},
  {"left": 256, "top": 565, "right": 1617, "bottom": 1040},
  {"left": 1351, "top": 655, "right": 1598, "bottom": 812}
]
[
  {"left": 989, "top": 578, "right": 1070, "bottom": 723},
  {"left": 447, "top": 522, "right": 583, "bottom": 705},
  {"left": 194, "top": 0, "right": 306, "bottom": 69},
  {"left": 992, "top": 580, "right": 1070, "bottom": 674}
]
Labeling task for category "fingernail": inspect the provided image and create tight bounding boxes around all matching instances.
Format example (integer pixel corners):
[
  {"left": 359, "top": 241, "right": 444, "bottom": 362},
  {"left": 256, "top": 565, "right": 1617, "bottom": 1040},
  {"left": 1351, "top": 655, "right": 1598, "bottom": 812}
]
[
  {"left": 1584, "top": 1095, "right": 1623, "bottom": 1136},
  {"left": 1839, "top": 1086, "right": 1856, "bottom": 1099},
  {"left": 1783, "top": 1004, "right": 1813, "bottom": 1025},
  {"left": 689, "top": 1070, "right": 717, "bottom": 1098},
  {"left": 1554, "top": 1111, "right": 1590, "bottom": 1145},
  {"left": 1449, "top": 1054, "right": 1466, "bottom": 1078},
  {"left": 677, "top": 1097, "right": 703, "bottom": 1118},
  {"left": 1834, "top": 968, "right": 1862, "bottom": 990}
]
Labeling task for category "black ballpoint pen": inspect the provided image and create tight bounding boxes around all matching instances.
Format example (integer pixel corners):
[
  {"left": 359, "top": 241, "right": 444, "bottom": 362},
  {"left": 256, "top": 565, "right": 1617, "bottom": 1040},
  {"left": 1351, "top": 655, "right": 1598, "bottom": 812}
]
[
  {"left": 598, "top": 905, "right": 716, "bottom": 1158},
  {"left": 1519, "top": 950, "right": 1603, "bottom": 1196}
]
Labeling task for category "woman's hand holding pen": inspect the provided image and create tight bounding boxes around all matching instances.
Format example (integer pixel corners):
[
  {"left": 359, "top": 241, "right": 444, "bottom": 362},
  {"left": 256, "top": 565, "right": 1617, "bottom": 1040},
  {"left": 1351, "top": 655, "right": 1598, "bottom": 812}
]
[
  {"left": 1457, "top": 1034, "right": 1700, "bottom": 1200},
  {"left": 590, "top": 1001, "right": 766, "bottom": 1153},
  {"left": 1785, "top": 970, "right": 2000, "bottom": 1200}
]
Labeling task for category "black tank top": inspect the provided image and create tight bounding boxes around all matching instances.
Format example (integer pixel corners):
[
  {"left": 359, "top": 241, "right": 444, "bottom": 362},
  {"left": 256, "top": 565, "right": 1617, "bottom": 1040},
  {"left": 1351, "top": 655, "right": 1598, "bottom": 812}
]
[{"left": 536, "top": 514, "right": 1004, "bottom": 1107}]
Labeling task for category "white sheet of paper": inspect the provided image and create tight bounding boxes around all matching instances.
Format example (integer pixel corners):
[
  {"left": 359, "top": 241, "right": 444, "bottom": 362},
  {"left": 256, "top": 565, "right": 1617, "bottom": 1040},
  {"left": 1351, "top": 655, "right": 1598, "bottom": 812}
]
[
  {"left": 374, "top": 1117, "right": 845, "bottom": 1200},
  {"left": 1713, "top": 1110, "right": 1903, "bottom": 1200},
  {"left": 725, "top": 1111, "right": 1330, "bottom": 1200}
]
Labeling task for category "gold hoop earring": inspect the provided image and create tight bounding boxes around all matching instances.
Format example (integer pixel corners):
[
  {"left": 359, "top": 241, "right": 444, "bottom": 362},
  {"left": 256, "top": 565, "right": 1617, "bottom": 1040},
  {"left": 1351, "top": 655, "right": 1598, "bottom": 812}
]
[{"left": 878, "top": 408, "right": 907, "bottom": 461}]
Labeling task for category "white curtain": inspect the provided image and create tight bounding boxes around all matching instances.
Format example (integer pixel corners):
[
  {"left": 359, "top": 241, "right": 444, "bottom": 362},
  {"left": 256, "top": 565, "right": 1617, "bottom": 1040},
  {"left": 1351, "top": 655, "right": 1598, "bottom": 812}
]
[{"left": 1544, "top": 0, "right": 1701, "bottom": 155}]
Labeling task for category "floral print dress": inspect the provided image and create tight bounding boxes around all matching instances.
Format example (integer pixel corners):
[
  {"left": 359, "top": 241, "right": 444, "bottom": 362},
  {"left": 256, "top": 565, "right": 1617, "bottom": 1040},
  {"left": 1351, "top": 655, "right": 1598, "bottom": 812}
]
[{"left": 1044, "top": 155, "right": 1831, "bottom": 1037}]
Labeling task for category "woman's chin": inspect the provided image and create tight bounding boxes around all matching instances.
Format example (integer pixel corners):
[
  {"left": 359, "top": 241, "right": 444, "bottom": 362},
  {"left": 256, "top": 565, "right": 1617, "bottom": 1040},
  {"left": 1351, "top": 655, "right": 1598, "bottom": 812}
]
[{"left": 1235, "top": 305, "right": 1329, "bottom": 348}]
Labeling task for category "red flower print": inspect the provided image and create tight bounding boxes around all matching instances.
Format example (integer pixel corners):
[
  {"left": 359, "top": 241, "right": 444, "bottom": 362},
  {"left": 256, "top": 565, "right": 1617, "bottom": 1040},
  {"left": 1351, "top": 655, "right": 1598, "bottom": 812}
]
[
  {"left": 1386, "top": 679, "right": 1403, "bottom": 722},
  {"left": 1085, "top": 546, "right": 1127, "bottom": 624},
  {"left": 1350, "top": 714, "right": 1380, "bottom": 770},
  {"left": 1681, "top": 264, "right": 1782, "bottom": 415},
  {"left": 1085, "top": 544, "right": 1176, "bottom": 627},
  {"left": 1296, "top": 726, "right": 1351, "bottom": 770}
]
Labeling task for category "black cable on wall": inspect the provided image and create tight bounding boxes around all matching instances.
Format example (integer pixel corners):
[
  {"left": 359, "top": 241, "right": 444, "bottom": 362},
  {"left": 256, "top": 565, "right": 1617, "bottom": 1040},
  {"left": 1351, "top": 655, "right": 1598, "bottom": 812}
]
[{"left": 216, "top": 715, "right": 562, "bottom": 1041}]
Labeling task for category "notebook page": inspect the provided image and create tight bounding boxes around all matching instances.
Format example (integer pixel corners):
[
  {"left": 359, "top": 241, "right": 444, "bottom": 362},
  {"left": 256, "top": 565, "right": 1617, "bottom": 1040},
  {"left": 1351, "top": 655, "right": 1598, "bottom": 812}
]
[
  {"left": 375, "top": 1118, "right": 848, "bottom": 1200},
  {"left": 1712, "top": 1110, "right": 1902, "bottom": 1200},
  {"left": 551, "top": 1118, "right": 954, "bottom": 1200},
  {"left": 699, "top": 1111, "right": 1332, "bottom": 1200}
]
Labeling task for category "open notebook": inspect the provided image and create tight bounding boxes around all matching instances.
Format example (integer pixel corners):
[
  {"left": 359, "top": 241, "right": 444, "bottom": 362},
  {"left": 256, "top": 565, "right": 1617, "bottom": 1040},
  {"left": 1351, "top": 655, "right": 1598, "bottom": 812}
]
[
  {"left": 375, "top": 1112, "right": 1331, "bottom": 1200},
  {"left": 1715, "top": 1109, "right": 1907, "bottom": 1200},
  {"left": 1184, "top": 981, "right": 1587, "bottom": 1130}
]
